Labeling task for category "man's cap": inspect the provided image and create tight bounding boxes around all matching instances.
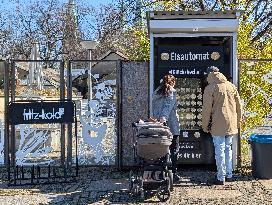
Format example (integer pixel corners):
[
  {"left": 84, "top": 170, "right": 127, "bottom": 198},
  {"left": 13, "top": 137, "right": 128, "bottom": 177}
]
[{"left": 206, "top": 66, "right": 219, "bottom": 74}]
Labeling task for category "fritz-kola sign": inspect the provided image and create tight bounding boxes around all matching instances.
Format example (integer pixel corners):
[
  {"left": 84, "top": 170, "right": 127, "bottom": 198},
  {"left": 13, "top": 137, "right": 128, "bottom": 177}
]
[
  {"left": 23, "top": 108, "right": 64, "bottom": 121},
  {"left": 8, "top": 101, "right": 75, "bottom": 125}
]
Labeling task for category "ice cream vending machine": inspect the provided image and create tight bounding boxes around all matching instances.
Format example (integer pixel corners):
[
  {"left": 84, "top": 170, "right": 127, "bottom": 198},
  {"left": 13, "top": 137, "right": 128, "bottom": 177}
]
[{"left": 147, "top": 11, "right": 241, "bottom": 166}]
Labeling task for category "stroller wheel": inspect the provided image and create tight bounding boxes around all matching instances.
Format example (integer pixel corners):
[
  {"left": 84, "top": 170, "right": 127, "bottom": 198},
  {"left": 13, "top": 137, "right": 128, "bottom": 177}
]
[
  {"left": 156, "top": 186, "right": 171, "bottom": 202},
  {"left": 131, "top": 183, "right": 140, "bottom": 196},
  {"left": 140, "top": 189, "right": 145, "bottom": 201}
]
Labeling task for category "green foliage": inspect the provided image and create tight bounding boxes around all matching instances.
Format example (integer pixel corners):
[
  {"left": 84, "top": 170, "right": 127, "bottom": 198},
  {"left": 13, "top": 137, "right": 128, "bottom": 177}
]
[
  {"left": 238, "top": 21, "right": 272, "bottom": 165},
  {"left": 123, "top": 27, "right": 150, "bottom": 61}
]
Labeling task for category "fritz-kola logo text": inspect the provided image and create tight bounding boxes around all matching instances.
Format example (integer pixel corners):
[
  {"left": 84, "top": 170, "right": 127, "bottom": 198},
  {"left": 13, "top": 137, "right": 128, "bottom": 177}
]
[
  {"left": 160, "top": 51, "right": 220, "bottom": 61},
  {"left": 23, "top": 108, "right": 64, "bottom": 121}
]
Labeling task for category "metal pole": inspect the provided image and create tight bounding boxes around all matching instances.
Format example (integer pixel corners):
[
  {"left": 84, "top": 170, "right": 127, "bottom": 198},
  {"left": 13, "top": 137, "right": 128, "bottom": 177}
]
[
  {"left": 74, "top": 103, "right": 78, "bottom": 176},
  {"left": 60, "top": 61, "right": 66, "bottom": 166},
  {"left": 67, "top": 61, "right": 72, "bottom": 166},
  {"left": 10, "top": 61, "right": 16, "bottom": 167},
  {"left": 232, "top": 33, "right": 240, "bottom": 170},
  {"left": 117, "top": 60, "right": 122, "bottom": 169},
  {"left": 4, "top": 61, "right": 10, "bottom": 167},
  {"left": 88, "top": 49, "right": 92, "bottom": 101},
  {"left": 232, "top": 33, "right": 238, "bottom": 87},
  {"left": 149, "top": 33, "right": 154, "bottom": 117}
]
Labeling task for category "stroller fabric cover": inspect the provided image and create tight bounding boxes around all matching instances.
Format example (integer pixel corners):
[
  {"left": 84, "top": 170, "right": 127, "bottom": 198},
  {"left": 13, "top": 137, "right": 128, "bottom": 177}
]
[{"left": 136, "top": 123, "right": 173, "bottom": 160}]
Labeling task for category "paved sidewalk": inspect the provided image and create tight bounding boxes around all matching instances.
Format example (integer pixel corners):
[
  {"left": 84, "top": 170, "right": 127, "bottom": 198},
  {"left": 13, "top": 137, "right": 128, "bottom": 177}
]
[{"left": 0, "top": 167, "right": 271, "bottom": 205}]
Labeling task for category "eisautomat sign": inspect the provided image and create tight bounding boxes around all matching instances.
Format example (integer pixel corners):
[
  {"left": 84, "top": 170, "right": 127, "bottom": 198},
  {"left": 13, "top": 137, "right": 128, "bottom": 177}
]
[
  {"left": 161, "top": 50, "right": 218, "bottom": 62},
  {"left": 157, "top": 45, "right": 224, "bottom": 78},
  {"left": 8, "top": 101, "right": 75, "bottom": 124}
]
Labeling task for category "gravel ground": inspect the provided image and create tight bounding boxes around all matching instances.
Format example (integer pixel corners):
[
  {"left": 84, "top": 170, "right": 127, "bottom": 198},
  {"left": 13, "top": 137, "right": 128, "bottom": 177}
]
[{"left": 0, "top": 167, "right": 271, "bottom": 205}]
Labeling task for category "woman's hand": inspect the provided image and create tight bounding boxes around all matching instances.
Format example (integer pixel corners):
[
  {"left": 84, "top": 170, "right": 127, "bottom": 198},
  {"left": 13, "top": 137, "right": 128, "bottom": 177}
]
[
  {"left": 148, "top": 117, "right": 157, "bottom": 122},
  {"left": 159, "top": 117, "right": 166, "bottom": 123}
]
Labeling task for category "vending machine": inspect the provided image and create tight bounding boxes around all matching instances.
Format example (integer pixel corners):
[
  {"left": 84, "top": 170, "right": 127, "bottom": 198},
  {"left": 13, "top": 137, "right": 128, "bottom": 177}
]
[{"left": 147, "top": 11, "right": 241, "bottom": 165}]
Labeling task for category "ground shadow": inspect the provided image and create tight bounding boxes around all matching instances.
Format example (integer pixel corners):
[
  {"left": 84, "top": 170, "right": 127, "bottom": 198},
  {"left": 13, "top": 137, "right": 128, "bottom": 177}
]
[{"left": 0, "top": 165, "right": 257, "bottom": 205}]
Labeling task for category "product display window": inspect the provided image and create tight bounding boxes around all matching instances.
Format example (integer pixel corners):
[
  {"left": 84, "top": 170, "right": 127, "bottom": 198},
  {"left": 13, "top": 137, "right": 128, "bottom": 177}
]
[{"left": 176, "top": 78, "right": 203, "bottom": 130}]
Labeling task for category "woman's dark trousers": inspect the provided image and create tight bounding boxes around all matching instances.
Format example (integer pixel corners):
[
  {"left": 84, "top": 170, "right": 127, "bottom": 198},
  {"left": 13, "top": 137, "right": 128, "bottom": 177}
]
[{"left": 170, "top": 135, "right": 180, "bottom": 174}]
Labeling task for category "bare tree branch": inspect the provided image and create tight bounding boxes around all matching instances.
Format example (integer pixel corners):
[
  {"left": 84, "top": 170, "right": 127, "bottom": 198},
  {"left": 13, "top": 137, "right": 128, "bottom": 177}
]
[
  {"left": 254, "top": 0, "right": 263, "bottom": 21},
  {"left": 198, "top": 0, "right": 205, "bottom": 11},
  {"left": 210, "top": 1, "right": 219, "bottom": 10},
  {"left": 251, "top": 19, "right": 272, "bottom": 42}
]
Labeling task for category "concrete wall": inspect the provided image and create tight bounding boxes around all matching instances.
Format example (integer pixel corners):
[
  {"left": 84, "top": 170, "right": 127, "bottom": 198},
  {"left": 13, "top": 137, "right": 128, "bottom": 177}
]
[{"left": 121, "top": 61, "right": 149, "bottom": 167}]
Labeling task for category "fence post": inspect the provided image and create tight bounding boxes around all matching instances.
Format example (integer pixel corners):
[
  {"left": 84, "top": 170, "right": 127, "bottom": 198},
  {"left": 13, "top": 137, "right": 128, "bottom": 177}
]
[
  {"left": 67, "top": 60, "right": 73, "bottom": 167},
  {"left": 4, "top": 61, "right": 10, "bottom": 167},
  {"left": 60, "top": 61, "right": 66, "bottom": 166},
  {"left": 117, "top": 60, "right": 123, "bottom": 170},
  {"left": 10, "top": 61, "right": 16, "bottom": 167}
]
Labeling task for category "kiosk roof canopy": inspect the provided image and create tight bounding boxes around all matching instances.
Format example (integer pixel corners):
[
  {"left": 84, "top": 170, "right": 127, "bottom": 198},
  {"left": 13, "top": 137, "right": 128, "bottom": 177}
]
[
  {"left": 147, "top": 10, "right": 242, "bottom": 33},
  {"left": 147, "top": 10, "right": 241, "bottom": 20}
]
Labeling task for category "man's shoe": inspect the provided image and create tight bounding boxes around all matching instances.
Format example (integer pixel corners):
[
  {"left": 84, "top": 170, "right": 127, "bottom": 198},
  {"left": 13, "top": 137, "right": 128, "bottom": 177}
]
[
  {"left": 226, "top": 177, "right": 233, "bottom": 182},
  {"left": 214, "top": 179, "right": 224, "bottom": 185},
  {"left": 173, "top": 174, "right": 181, "bottom": 182}
]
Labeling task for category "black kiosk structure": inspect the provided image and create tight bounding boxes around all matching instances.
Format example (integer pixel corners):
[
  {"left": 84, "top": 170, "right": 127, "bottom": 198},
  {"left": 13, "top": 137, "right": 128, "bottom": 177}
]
[{"left": 147, "top": 11, "right": 241, "bottom": 167}]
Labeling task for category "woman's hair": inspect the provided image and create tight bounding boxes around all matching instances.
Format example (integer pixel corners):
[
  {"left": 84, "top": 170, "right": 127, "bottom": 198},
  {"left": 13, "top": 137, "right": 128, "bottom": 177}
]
[{"left": 158, "top": 74, "right": 176, "bottom": 96}]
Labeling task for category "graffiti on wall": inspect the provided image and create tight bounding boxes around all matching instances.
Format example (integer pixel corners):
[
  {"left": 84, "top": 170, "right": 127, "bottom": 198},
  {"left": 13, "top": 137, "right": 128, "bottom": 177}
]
[
  {"left": 16, "top": 124, "right": 60, "bottom": 165},
  {"left": 77, "top": 78, "right": 117, "bottom": 165}
]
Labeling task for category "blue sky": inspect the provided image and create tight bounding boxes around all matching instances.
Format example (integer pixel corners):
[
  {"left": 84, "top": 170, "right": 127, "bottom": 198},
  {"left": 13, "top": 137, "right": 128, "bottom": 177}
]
[
  {"left": 0, "top": 0, "right": 116, "bottom": 39},
  {"left": 0, "top": 0, "right": 114, "bottom": 11}
]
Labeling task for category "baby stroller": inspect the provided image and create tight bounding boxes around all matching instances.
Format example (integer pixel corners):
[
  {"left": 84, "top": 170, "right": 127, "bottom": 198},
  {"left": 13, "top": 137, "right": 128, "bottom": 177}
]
[{"left": 129, "top": 120, "right": 174, "bottom": 202}]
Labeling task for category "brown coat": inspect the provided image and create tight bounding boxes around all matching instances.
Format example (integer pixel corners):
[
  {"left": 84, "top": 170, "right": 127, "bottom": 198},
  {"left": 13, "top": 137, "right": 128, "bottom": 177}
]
[{"left": 202, "top": 72, "right": 242, "bottom": 136}]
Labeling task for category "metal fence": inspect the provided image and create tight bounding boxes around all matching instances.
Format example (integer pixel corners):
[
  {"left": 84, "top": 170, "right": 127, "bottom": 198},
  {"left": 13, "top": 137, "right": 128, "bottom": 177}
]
[
  {"left": 1, "top": 58, "right": 271, "bottom": 172},
  {"left": 68, "top": 60, "right": 121, "bottom": 166},
  {"left": 0, "top": 59, "right": 122, "bottom": 184},
  {"left": 1, "top": 59, "right": 122, "bottom": 167}
]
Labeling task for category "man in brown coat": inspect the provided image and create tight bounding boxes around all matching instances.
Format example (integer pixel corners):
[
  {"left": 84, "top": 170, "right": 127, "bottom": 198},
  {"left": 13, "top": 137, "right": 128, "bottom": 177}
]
[{"left": 202, "top": 66, "right": 242, "bottom": 185}]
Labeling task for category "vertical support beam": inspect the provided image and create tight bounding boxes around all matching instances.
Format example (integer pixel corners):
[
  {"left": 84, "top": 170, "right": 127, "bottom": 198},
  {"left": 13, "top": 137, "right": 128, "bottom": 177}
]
[
  {"left": 232, "top": 33, "right": 238, "bottom": 86},
  {"left": 149, "top": 33, "right": 154, "bottom": 117},
  {"left": 231, "top": 32, "right": 239, "bottom": 169},
  {"left": 4, "top": 61, "right": 10, "bottom": 167},
  {"left": 117, "top": 60, "right": 122, "bottom": 169},
  {"left": 88, "top": 50, "right": 93, "bottom": 101},
  {"left": 60, "top": 61, "right": 66, "bottom": 166},
  {"left": 237, "top": 60, "right": 242, "bottom": 168},
  {"left": 74, "top": 103, "right": 78, "bottom": 176},
  {"left": 10, "top": 61, "right": 16, "bottom": 167},
  {"left": 67, "top": 60, "right": 73, "bottom": 166}
]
